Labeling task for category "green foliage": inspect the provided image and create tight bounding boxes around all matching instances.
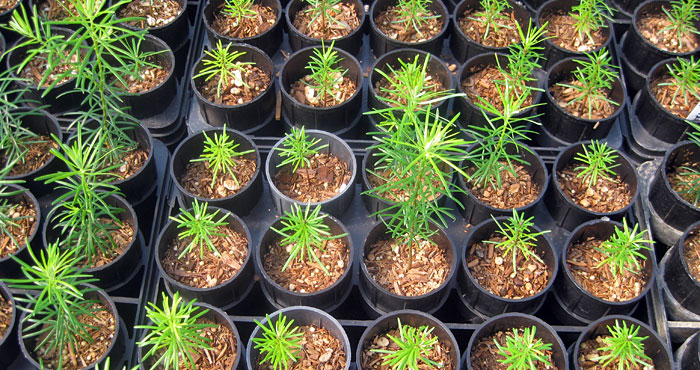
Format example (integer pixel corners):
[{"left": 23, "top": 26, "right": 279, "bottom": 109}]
[
  {"left": 193, "top": 40, "right": 253, "bottom": 98},
  {"left": 494, "top": 326, "right": 553, "bottom": 370},
  {"left": 500, "top": 20, "right": 548, "bottom": 97},
  {"left": 660, "top": 56, "right": 700, "bottom": 107},
  {"left": 275, "top": 126, "right": 328, "bottom": 173},
  {"left": 252, "top": 313, "right": 304, "bottom": 370},
  {"left": 0, "top": 158, "right": 29, "bottom": 251},
  {"left": 485, "top": 209, "right": 549, "bottom": 274},
  {"left": 370, "top": 318, "right": 440, "bottom": 370},
  {"left": 592, "top": 320, "right": 653, "bottom": 370},
  {"left": 303, "top": 0, "right": 343, "bottom": 35},
  {"left": 169, "top": 199, "right": 228, "bottom": 258},
  {"left": 679, "top": 120, "right": 700, "bottom": 206},
  {"left": 574, "top": 140, "right": 620, "bottom": 188},
  {"left": 556, "top": 49, "right": 619, "bottom": 119},
  {"left": 394, "top": 0, "right": 441, "bottom": 37},
  {"left": 222, "top": 0, "right": 257, "bottom": 25},
  {"left": 137, "top": 292, "right": 215, "bottom": 370},
  {"left": 190, "top": 127, "right": 254, "bottom": 188},
  {"left": 304, "top": 41, "right": 347, "bottom": 106},
  {"left": 662, "top": 0, "right": 700, "bottom": 49},
  {"left": 469, "top": 0, "right": 512, "bottom": 40},
  {"left": 596, "top": 220, "right": 653, "bottom": 277},
  {"left": 569, "top": 0, "right": 614, "bottom": 44}
]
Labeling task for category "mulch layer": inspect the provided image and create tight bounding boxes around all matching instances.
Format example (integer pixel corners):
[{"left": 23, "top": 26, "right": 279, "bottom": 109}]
[
  {"left": 212, "top": 4, "right": 276, "bottom": 39},
  {"left": 257, "top": 325, "right": 347, "bottom": 370},
  {"left": 466, "top": 163, "right": 541, "bottom": 210},
  {"left": 1, "top": 136, "right": 58, "bottom": 176},
  {"left": 541, "top": 10, "right": 606, "bottom": 52},
  {"left": 180, "top": 157, "right": 257, "bottom": 199},
  {"left": 550, "top": 79, "right": 616, "bottom": 120},
  {"left": 470, "top": 328, "right": 558, "bottom": 370},
  {"left": 292, "top": 3, "right": 361, "bottom": 40},
  {"left": 637, "top": 7, "right": 700, "bottom": 53},
  {"left": 119, "top": 0, "right": 183, "bottom": 28},
  {"left": 458, "top": 8, "right": 520, "bottom": 48},
  {"left": 375, "top": 5, "right": 443, "bottom": 43},
  {"left": 0, "top": 200, "right": 36, "bottom": 259},
  {"left": 273, "top": 153, "right": 352, "bottom": 203},
  {"left": 557, "top": 163, "right": 632, "bottom": 213},
  {"left": 291, "top": 74, "right": 357, "bottom": 107},
  {"left": 361, "top": 326, "right": 454, "bottom": 370},
  {"left": 577, "top": 335, "right": 652, "bottom": 370}
]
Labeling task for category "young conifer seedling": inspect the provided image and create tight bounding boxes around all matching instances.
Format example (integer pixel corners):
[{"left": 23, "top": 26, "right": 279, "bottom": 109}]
[
  {"left": 303, "top": 41, "right": 347, "bottom": 107},
  {"left": 596, "top": 219, "right": 653, "bottom": 278},
  {"left": 591, "top": 320, "right": 653, "bottom": 369},
  {"left": 569, "top": 0, "right": 614, "bottom": 45},
  {"left": 252, "top": 313, "right": 304, "bottom": 370},
  {"left": 556, "top": 49, "right": 619, "bottom": 119},
  {"left": 485, "top": 209, "right": 549, "bottom": 274},
  {"left": 275, "top": 126, "right": 328, "bottom": 173},
  {"left": 190, "top": 126, "right": 254, "bottom": 188},
  {"left": 494, "top": 326, "right": 553, "bottom": 370},
  {"left": 660, "top": 56, "right": 700, "bottom": 108},
  {"left": 393, "top": 0, "right": 441, "bottom": 38},
  {"left": 137, "top": 292, "right": 215, "bottom": 370},
  {"left": 678, "top": 121, "right": 700, "bottom": 206},
  {"left": 303, "top": 0, "right": 343, "bottom": 36},
  {"left": 661, "top": 0, "right": 700, "bottom": 49},
  {"left": 0, "top": 159, "right": 30, "bottom": 253},
  {"left": 370, "top": 318, "right": 441, "bottom": 370},
  {"left": 469, "top": 0, "right": 512, "bottom": 40},
  {"left": 223, "top": 0, "right": 257, "bottom": 27},
  {"left": 499, "top": 21, "right": 548, "bottom": 100},
  {"left": 574, "top": 140, "right": 620, "bottom": 188},
  {"left": 169, "top": 199, "right": 228, "bottom": 258},
  {"left": 193, "top": 40, "right": 254, "bottom": 99}
]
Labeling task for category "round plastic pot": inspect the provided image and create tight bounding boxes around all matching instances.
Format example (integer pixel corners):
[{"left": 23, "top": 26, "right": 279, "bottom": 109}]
[
  {"left": 18, "top": 286, "right": 125, "bottom": 370},
  {"left": 619, "top": 31, "right": 647, "bottom": 95},
  {"left": 466, "top": 313, "right": 568, "bottom": 370},
  {"left": 676, "top": 331, "right": 700, "bottom": 370},
  {"left": 203, "top": 0, "right": 283, "bottom": 57},
  {"left": 359, "top": 220, "right": 457, "bottom": 314},
  {"left": 42, "top": 193, "right": 142, "bottom": 292},
  {"left": 246, "top": 306, "right": 351, "bottom": 370},
  {"left": 536, "top": 0, "right": 613, "bottom": 69},
  {"left": 356, "top": 310, "right": 460, "bottom": 370},
  {"left": 454, "top": 53, "right": 543, "bottom": 131},
  {"left": 543, "top": 58, "right": 626, "bottom": 143},
  {"left": 449, "top": 0, "right": 530, "bottom": 63},
  {"left": 457, "top": 217, "right": 558, "bottom": 317},
  {"left": 191, "top": 43, "right": 275, "bottom": 130},
  {"left": 572, "top": 315, "right": 673, "bottom": 370},
  {"left": 285, "top": 0, "right": 366, "bottom": 55},
  {"left": 610, "top": 0, "right": 642, "bottom": 15},
  {"left": 0, "top": 281, "right": 17, "bottom": 369},
  {"left": 0, "top": 184, "right": 40, "bottom": 279},
  {"left": 621, "top": 0, "right": 700, "bottom": 77},
  {"left": 266, "top": 130, "right": 356, "bottom": 218},
  {"left": 155, "top": 205, "right": 255, "bottom": 309},
  {"left": 256, "top": 214, "right": 354, "bottom": 310},
  {"left": 456, "top": 142, "right": 548, "bottom": 225},
  {"left": 663, "top": 220, "right": 700, "bottom": 315},
  {"left": 648, "top": 141, "right": 700, "bottom": 233},
  {"left": 171, "top": 127, "right": 263, "bottom": 217},
  {"left": 138, "top": 301, "right": 243, "bottom": 370},
  {"left": 554, "top": 220, "right": 655, "bottom": 322},
  {"left": 369, "top": 0, "right": 449, "bottom": 56},
  {"left": 279, "top": 46, "right": 363, "bottom": 131},
  {"left": 544, "top": 141, "right": 639, "bottom": 231},
  {"left": 118, "top": 0, "right": 190, "bottom": 51},
  {"left": 635, "top": 58, "right": 700, "bottom": 144},
  {"left": 658, "top": 244, "right": 700, "bottom": 321}
]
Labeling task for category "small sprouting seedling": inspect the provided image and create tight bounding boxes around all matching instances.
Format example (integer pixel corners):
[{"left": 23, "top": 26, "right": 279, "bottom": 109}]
[
  {"left": 596, "top": 219, "right": 653, "bottom": 278},
  {"left": 222, "top": 0, "right": 257, "bottom": 26},
  {"left": 469, "top": 0, "right": 512, "bottom": 40},
  {"left": 679, "top": 120, "right": 700, "bottom": 206},
  {"left": 252, "top": 313, "right": 304, "bottom": 370},
  {"left": 556, "top": 49, "right": 619, "bottom": 119},
  {"left": 193, "top": 40, "right": 254, "bottom": 98},
  {"left": 569, "top": 0, "right": 614, "bottom": 45},
  {"left": 271, "top": 203, "right": 347, "bottom": 275},
  {"left": 661, "top": 0, "right": 700, "bottom": 49},
  {"left": 304, "top": 0, "right": 343, "bottom": 36},
  {"left": 574, "top": 140, "right": 620, "bottom": 188},
  {"left": 137, "top": 292, "right": 215, "bottom": 370},
  {"left": 485, "top": 209, "right": 549, "bottom": 274},
  {"left": 304, "top": 41, "right": 347, "bottom": 106},
  {"left": 592, "top": 320, "right": 653, "bottom": 369},
  {"left": 169, "top": 199, "right": 228, "bottom": 258},
  {"left": 370, "top": 318, "right": 440, "bottom": 370},
  {"left": 275, "top": 126, "right": 328, "bottom": 173},
  {"left": 494, "top": 326, "right": 553, "bottom": 370},
  {"left": 393, "top": 0, "right": 441, "bottom": 38},
  {"left": 190, "top": 127, "right": 254, "bottom": 188},
  {"left": 500, "top": 20, "right": 548, "bottom": 99},
  {"left": 660, "top": 56, "right": 700, "bottom": 108}
]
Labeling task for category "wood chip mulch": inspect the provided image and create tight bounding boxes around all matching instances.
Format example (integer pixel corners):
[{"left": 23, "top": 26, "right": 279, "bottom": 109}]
[
  {"left": 470, "top": 328, "right": 558, "bottom": 370},
  {"left": 292, "top": 3, "right": 361, "bottom": 40},
  {"left": 162, "top": 225, "right": 248, "bottom": 289},
  {"left": 567, "top": 237, "right": 648, "bottom": 302},
  {"left": 34, "top": 302, "right": 115, "bottom": 370},
  {"left": 273, "top": 153, "right": 351, "bottom": 203},
  {"left": 291, "top": 74, "right": 357, "bottom": 107},
  {"left": 212, "top": 4, "right": 276, "bottom": 39},
  {"left": 0, "top": 0, "right": 18, "bottom": 12},
  {"left": 0, "top": 200, "right": 36, "bottom": 259},
  {"left": 114, "top": 59, "right": 171, "bottom": 94},
  {"left": 637, "top": 7, "right": 700, "bottom": 53},
  {"left": 198, "top": 64, "right": 271, "bottom": 106},
  {"left": 375, "top": 70, "right": 445, "bottom": 107},
  {"left": 542, "top": 11, "right": 606, "bottom": 52},
  {"left": 108, "top": 148, "right": 149, "bottom": 181},
  {"left": 375, "top": 5, "right": 443, "bottom": 43},
  {"left": 458, "top": 8, "right": 520, "bottom": 48},
  {"left": 37, "top": 0, "right": 95, "bottom": 19},
  {"left": 463, "top": 65, "right": 533, "bottom": 112},
  {"left": 361, "top": 326, "right": 454, "bottom": 370},
  {"left": 180, "top": 158, "right": 257, "bottom": 199},
  {"left": 368, "top": 168, "right": 444, "bottom": 203},
  {"left": 550, "top": 79, "right": 616, "bottom": 120},
  {"left": 365, "top": 238, "right": 450, "bottom": 297},
  {"left": 557, "top": 163, "right": 632, "bottom": 213},
  {"left": 467, "top": 235, "right": 550, "bottom": 299},
  {"left": 0, "top": 295, "right": 11, "bottom": 339},
  {"left": 669, "top": 161, "right": 700, "bottom": 206},
  {"left": 651, "top": 74, "right": 700, "bottom": 119},
  {"left": 118, "top": 0, "right": 183, "bottom": 28},
  {"left": 73, "top": 218, "right": 134, "bottom": 269},
  {"left": 577, "top": 335, "right": 651, "bottom": 369},
  {"left": 258, "top": 325, "right": 347, "bottom": 370},
  {"left": 684, "top": 230, "right": 700, "bottom": 282},
  {"left": 1, "top": 136, "right": 58, "bottom": 176},
  {"left": 20, "top": 51, "right": 79, "bottom": 87},
  {"left": 466, "top": 163, "right": 541, "bottom": 209}
]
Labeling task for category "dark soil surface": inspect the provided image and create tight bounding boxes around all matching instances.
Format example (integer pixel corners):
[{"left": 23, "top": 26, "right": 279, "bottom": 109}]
[
  {"left": 198, "top": 64, "right": 271, "bottom": 106},
  {"left": 1, "top": 135, "right": 58, "bottom": 176},
  {"left": 162, "top": 225, "right": 248, "bottom": 288},
  {"left": 542, "top": 10, "right": 606, "bottom": 52},
  {"left": 119, "top": 0, "right": 183, "bottom": 28},
  {"left": 375, "top": 5, "right": 443, "bottom": 43},
  {"left": 257, "top": 325, "right": 347, "bottom": 370},
  {"left": 212, "top": 3, "right": 276, "bottom": 39},
  {"left": 0, "top": 295, "right": 11, "bottom": 339},
  {"left": 637, "top": 7, "right": 700, "bottom": 53},
  {"left": 375, "top": 70, "right": 445, "bottom": 107},
  {"left": 0, "top": 200, "right": 36, "bottom": 259},
  {"left": 684, "top": 231, "right": 700, "bottom": 282},
  {"left": 578, "top": 335, "right": 652, "bottom": 369},
  {"left": 466, "top": 163, "right": 541, "bottom": 209},
  {"left": 114, "top": 59, "right": 171, "bottom": 94},
  {"left": 550, "top": 79, "right": 616, "bottom": 119},
  {"left": 291, "top": 74, "right": 357, "bottom": 107},
  {"left": 361, "top": 326, "right": 454, "bottom": 370},
  {"left": 273, "top": 153, "right": 352, "bottom": 203},
  {"left": 557, "top": 163, "right": 632, "bottom": 213},
  {"left": 0, "top": 0, "right": 18, "bottom": 12},
  {"left": 567, "top": 237, "right": 648, "bottom": 302},
  {"left": 180, "top": 157, "right": 257, "bottom": 199},
  {"left": 463, "top": 65, "right": 533, "bottom": 112},
  {"left": 471, "top": 328, "right": 558, "bottom": 370},
  {"left": 20, "top": 51, "right": 79, "bottom": 87},
  {"left": 651, "top": 74, "right": 700, "bottom": 119},
  {"left": 458, "top": 8, "right": 520, "bottom": 47},
  {"left": 293, "top": 2, "right": 361, "bottom": 40},
  {"left": 668, "top": 161, "right": 700, "bottom": 206}
]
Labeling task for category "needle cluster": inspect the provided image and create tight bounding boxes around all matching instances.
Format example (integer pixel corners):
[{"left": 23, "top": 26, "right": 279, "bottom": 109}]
[
  {"left": 591, "top": 320, "right": 653, "bottom": 370},
  {"left": 485, "top": 210, "right": 549, "bottom": 274},
  {"left": 556, "top": 49, "right": 619, "bottom": 119},
  {"left": 573, "top": 140, "right": 620, "bottom": 188},
  {"left": 193, "top": 40, "right": 254, "bottom": 99},
  {"left": 596, "top": 219, "right": 653, "bottom": 278},
  {"left": 190, "top": 127, "right": 254, "bottom": 188},
  {"left": 494, "top": 326, "right": 553, "bottom": 370},
  {"left": 275, "top": 126, "right": 329, "bottom": 173},
  {"left": 252, "top": 313, "right": 304, "bottom": 370},
  {"left": 662, "top": 0, "right": 700, "bottom": 49},
  {"left": 371, "top": 318, "right": 441, "bottom": 370},
  {"left": 169, "top": 199, "right": 228, "bottom": 258}
]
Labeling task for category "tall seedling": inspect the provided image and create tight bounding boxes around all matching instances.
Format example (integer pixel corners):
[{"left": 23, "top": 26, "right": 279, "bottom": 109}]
[
  {"left": 303, "top": 0, "right": 343, "bottom": 36},
  {"left": 555, "top": 49, "right": 619, "bottom": 119},
  {"left": 303, "top": 41, "right": 348, "bottom": 106},
  {"left": 569, "top": 0, "right": 614, "bottom": 45}
]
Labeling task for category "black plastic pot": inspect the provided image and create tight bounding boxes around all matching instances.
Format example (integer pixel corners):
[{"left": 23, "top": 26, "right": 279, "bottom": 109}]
[
  {"left": 457, "top": 217, "right": 558, "bottom": 317},
  {"left": 0, "top": 281, "right": 17, "bottom": 369},
  {"left": 676, "top": 331, "right": 700, "bottom": 370},
  {"left": 554, "top": 220, "right": 655, "bottom": 322},
  {"left": 279, "top": 46, "right": 363, "bottom": 131},
  {"left": 256, "top": 214, "right": 354, "bottom": 310},
  {"left": 450, "top": 0, "right": 530, "bottom": 63},
  {"left": 648, "top": 141, "right": 700, "bottom": 234},
  {"left": 118, "top": 0, "right": 190, "bottom": 51},
  {"left": 572, "top": 316, "right": 673, "bottom": 370},
  {"left": 663, "top": 222, "right": 700, "bottom": 317},
  {"left": 457, "top": 142, "right": 548, "bottom": 225},
  {"left": 155, "top": 205, "right": 255, "bottom": 309},
  {"left": 610, "top": 0, "right": 642, "bottom": 16},
  {"left": 356, "top": 310, "right": 460, "bottom": 370},
  {"left": 171, "top": 127, "right": 263, "bottom": 217},
  {"left": 266, "top": 130, "right": 356, "bottom": 218},
  {"left": 536, "top": 0, "right": 613, "bottom": 69},
  {"left": 285, "top": 0, "right": 366, "bottom": 55},
  {"left": 544, "top": 141, "right": 639, "bottom": 231},
  {"left": 191, "top": 43, "right": 275, "bottom": 130},
  {"left": 0, "top": 184, "right": 40, "bottom": 279},
  {"left": 658, "top": 244, "right": 700, "bottom": 322},
  {"left": 369, "top": 0, "right": 449, "bottom": 56},
  {"left": 466, "top": 313, "right": 568, "bottom": 370},
  {"left": 203, "top": 0, "right": 283, "bottom": 57},
  {"left": 246, "top": 306, "right": 351, "bottom": 370},
  {"left": 619, "top": 31, "right": 647, "bottom": 95},
  {"left": 359, "top": 220, "right": 457, "bottom": 315}
]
